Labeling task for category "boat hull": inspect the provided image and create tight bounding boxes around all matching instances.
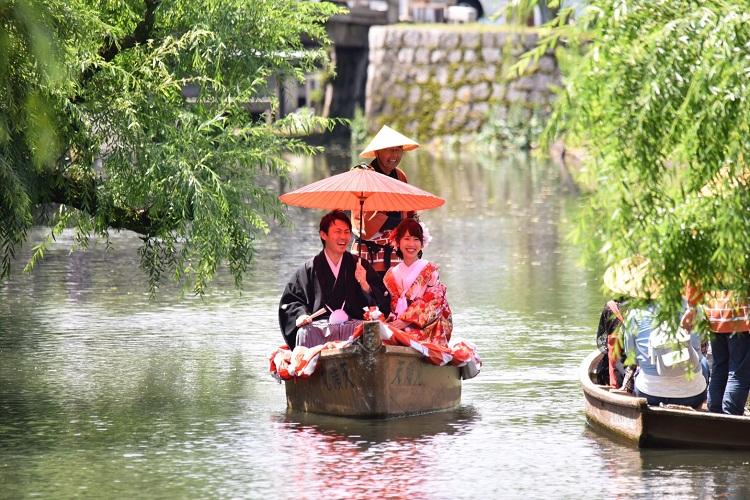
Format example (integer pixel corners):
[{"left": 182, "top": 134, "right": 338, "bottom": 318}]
[
  {"left": 580, "top": 350, "right": 750, "bottom": 449},
  {"left": 285, "top": 321, "right": 461, "bottom": 418}
]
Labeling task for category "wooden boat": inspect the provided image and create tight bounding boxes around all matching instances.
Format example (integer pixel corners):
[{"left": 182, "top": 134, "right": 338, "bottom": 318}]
[
  {"left": 285, "top": 321, "right": 461, "bottom": 418},
  {"left": 580, "top": 350, "right": 750, "bottom": 449}
]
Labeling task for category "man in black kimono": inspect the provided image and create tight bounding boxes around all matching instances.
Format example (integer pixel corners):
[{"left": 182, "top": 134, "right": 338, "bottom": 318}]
[{"left": 279, "top": 210, "right": 391, "bottom": 348}]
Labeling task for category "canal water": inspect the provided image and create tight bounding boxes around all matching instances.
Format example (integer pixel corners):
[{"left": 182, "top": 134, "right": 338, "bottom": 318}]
[{"left": 1, "top": 151, "right": 749, "bottom": 498}]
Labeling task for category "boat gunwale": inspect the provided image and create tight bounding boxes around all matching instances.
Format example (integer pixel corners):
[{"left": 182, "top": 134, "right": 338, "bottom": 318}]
[{"left": 319, "top": 343, "right": 425, "bottom": 360}]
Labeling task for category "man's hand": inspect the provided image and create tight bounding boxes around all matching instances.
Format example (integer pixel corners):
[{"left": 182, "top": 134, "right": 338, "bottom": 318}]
[
  {"left": 680, "top": 307, "right": 696, "bottom": 331},
  {"left": 295, "top": 314, "right": 312, "bottom": 328},
  {"left": 355, "top": 261, "right": 371, "bottom": 294}
]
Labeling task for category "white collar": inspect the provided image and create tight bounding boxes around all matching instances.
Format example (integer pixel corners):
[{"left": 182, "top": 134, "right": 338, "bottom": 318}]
[
  {"left": 394, "top": 258, "right": 429, "bottom": 293},
  {"left": 323, "top": 250, "right": 343, "bottom": 279}
]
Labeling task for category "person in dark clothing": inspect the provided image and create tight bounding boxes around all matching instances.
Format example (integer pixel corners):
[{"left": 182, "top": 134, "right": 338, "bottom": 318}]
[{"left": 278, "top": 210, "right": 391, "bottom": 348}]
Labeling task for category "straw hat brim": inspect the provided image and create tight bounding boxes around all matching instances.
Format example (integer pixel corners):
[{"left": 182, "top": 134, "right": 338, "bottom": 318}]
[
  {"left": 603, "top": 256, "right": 660, "bottom": 299},
  {"left": 360, "top": 125, "right": 420, "bottom": 158}
]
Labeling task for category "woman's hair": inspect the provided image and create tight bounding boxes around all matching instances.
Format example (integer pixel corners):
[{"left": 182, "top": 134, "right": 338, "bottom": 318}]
[{"left": 393, "top": 218, "right": 424, "bottom": 259}]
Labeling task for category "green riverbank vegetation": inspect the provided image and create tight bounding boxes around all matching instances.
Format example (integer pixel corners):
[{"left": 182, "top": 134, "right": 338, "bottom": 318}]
[
  {"left": 1, "top": 0, "right": 342, "bottom": 294},
  {"left": 516, "top": 0, "right": 750, "bottom": 323}
]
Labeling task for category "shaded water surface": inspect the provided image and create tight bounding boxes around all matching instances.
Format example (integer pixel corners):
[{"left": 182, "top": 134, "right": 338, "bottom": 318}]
[{"left": 2, "top": 151, "right": 749, "bottom": 498}]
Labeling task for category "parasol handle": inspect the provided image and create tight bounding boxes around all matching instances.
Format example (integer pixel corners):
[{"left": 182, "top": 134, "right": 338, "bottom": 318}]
[{"left": 358, "top": 196, "right": 364, "bottom": 257}]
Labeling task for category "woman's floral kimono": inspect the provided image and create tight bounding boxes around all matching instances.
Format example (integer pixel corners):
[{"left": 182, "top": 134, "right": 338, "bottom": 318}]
[{"left": 383, "top": 260, "right": 453, "bottom": 346}]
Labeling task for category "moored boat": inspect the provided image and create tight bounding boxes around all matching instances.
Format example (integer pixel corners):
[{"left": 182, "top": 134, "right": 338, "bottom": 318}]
[
  {"left": 285, "top": 321, "right": 462, "bottom": 418},
  {"left": 580, "top": 350, "right": 750, "bottom": 449}
]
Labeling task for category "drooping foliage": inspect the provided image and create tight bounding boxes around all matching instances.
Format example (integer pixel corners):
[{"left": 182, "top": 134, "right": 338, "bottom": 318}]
[
  {"left": 0, "top": 0, "right": 342, "bottom": 294},
  {"left": 514, "top": 1, "right": 750, "bottom": 322}
]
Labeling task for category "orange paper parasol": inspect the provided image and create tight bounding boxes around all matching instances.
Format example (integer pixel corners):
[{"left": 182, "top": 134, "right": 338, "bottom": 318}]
[{"left": 279, "top": 165, "right": 445, "bottom": 253}]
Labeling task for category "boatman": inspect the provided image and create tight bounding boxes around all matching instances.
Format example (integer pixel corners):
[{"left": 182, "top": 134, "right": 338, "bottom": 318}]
[
  {"left": 278, "top": 210, "right": 391, "bottom": 348},
  {"left": 352, "top": 125, "right": 420, "bottom": 277}
]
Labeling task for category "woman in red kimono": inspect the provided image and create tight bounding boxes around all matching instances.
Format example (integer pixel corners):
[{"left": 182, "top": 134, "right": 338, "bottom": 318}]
[{"left": 383, "top": 218, "right": 453, "bottom": 346}]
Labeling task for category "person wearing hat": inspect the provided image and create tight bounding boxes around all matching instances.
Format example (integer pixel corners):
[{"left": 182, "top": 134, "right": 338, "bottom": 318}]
[
  {"left": 352, "top": 125, "right": 420, "bottom": 276},
  {"left": 604, "top": 257, "right": 709, "bottom": 408}
]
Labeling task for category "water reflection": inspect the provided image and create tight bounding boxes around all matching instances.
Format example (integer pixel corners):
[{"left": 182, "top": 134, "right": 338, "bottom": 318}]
[
  {"left": 282, "top": 406, "right": 479, "bottom": 446},
  {"left": 272, "top": 407, "right": 479, "bottom": 497}
]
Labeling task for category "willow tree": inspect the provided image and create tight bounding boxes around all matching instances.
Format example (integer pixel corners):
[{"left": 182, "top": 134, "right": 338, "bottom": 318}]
[
  {"left": 1, "top": 0, "right": 341, "bottom": 293},
  {"left": 515, "top": 1, "right": 750, "bottom": 321}
]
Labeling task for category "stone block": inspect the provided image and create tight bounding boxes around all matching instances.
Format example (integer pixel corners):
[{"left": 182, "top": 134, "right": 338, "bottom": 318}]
[
  {"left": 465, "top": 119, "right": 481, "bottom": 132},
  {"left": 492, "top": 32, "right": 506, "bottom": 47},
  {"left": 452, "top": 66, "right": 465, "bottom": 83},
  {"left": 464, "top": 49, "right": 477, "bottom": 63},
  {"left": 392, "top": 84, "right": 407, "bottom": 100},
  {"left": 472, "top": 102, "right": 489, "bottom": 116},
  {"left": 505, "top": 87, "right": 527, "bottom": 103},
  {"left": 491, "top": 82, "right": 506, "bottom": 100},
  {"left": 466, "top": 67, "right": 484, "bottom": 83},
  {"left": 481, "top": 32, "right": 495, "bottom": 47},
  {"left": 370, "top": 48, "right": 385, "bottom": 64},
  {"left": 522, "top": 33, "right": 539, "bottom": 50},
  {"left": 529, "top": 89, "right": 546, "bottom": 106},
  {"left": 414, "top": 47, "right": 430, "bottom": 65},
  {"left": 450, "top": 105, "right": 469, "bottom": 128},
  {"left": 398, "top": 48, "right": 415, "bottom": 64},
  {"left": 442, "top": 32, "right": 460, "bottom": 50},
  {"left": 408, "top": 86, "right": 421, "bottom": 103},
  {"left": 424, "top": 29, "right": 441, "bottom": 49},
  {"left": 532, "top": 72, "right": 560, "bottom": 91},
  {"left": 434, "top": 108, "right": 449, "bottom": 128},
  {"left": 369, "top": 27, "right": 386, "bottom": 49},
  {"left": 538, "top": 54, "right": 557, "bottom": 73},
  {"left": 448, "top": 49, "right": 463, "bottom": 64},
  {"left": 430, "top": 49, "right": 446, "bottom": 64},
  {"left": 436, "top": 66, "right": 450, "bottom": 86},
  {"left": 439, "top": 87, "right": 455, "bottom": 103},
  {"left": 403, "top": 30, "right": 420, "bottom": 47},
  {"left": 511, "top": 75, "right": 534, "bottom": 91},
  {"left": 472, "top": 82, "right": 491, "bottom": 101},
  {"left": 384, "top": 29, "right": 402, "bottom": 47},
  {"left": 461, "top": 31, "right": 480, "bottom": 49},
  {"left": 415, "top": 67, "right": 430, "bottom": 84},
  {"left": 457, "top": 85, "right": 472, "bottom": 102},
  {"left": 482, "top": 47, "right": 502, "bottom": 63}
]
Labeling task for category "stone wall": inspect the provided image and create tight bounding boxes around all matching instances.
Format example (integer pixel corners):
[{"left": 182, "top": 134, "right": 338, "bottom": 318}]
[{"left": 365, "top": 24, "right": 560, "bottom": 140}]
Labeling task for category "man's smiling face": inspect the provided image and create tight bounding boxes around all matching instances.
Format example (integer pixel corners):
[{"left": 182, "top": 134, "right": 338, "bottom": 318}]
[
  {"left": 375, "top": 146, "right": 404, "bottom": 174},
  {"left": 321, "top": 219, "right": 352, "bottom": 259}
]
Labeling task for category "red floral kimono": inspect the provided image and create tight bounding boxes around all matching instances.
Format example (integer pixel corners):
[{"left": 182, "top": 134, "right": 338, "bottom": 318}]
[{"left": 383, "top": 260, "right": 453, "bottom": 346}]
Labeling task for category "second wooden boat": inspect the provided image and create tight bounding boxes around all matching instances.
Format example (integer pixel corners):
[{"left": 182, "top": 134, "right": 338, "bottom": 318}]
[{"left": 580, "top": 350, "right": 750, "bottom": 449}]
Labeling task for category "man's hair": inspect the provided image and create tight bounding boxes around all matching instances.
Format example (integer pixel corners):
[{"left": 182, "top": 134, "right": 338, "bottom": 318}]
[{"left": 319, "top": 210, "right": 352, "bottom": 246}]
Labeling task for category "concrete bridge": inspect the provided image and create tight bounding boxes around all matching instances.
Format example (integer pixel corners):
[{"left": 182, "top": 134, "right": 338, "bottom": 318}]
[{"left": 319, "top": 4, "right": 395, "bottom": 134}]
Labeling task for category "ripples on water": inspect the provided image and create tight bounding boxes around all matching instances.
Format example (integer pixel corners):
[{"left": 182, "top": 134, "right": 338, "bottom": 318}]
[{"left": 2, "top": 151, "right": 750, "bottom": 498}]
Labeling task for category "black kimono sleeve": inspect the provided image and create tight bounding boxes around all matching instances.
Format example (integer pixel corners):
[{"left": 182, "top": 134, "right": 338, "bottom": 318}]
[{"left": 278, "top": 262, "right": 313, "bottom": 348}]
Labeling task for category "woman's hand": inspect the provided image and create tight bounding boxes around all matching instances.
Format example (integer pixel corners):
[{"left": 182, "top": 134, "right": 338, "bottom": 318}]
[
  {"left": 355, "top": 261, "right": 371, "bottom": 294},
  {"left": 390, "top": 319, "right": 408, "bottom": 329}
]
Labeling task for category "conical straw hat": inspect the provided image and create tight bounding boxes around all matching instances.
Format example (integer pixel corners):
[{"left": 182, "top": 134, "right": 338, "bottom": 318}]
[
  {"left": 360, "top": 125, "right": 420, "bottom": 158},
  {"left": 603, "top": 256, "right": 660, "bottom": 299}
]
